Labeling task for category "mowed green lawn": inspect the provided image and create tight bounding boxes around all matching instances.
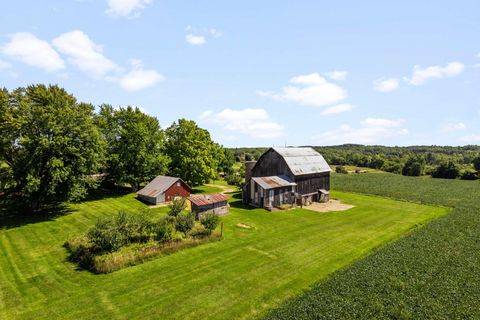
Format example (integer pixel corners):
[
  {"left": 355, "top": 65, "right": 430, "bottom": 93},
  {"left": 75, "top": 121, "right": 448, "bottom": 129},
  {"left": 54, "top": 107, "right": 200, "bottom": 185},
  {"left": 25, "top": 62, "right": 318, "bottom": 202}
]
[{"left": 0, "top": 191, "right": 447, "bottom": 319}]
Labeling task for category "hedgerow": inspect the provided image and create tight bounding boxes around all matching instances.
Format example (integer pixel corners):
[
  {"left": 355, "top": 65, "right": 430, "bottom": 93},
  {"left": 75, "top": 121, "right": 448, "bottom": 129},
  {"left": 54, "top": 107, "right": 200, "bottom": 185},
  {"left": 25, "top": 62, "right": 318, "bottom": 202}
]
[
  {"left": 65, "top": 209, "right": 221, "bottom": 273},
  {"left": 265, "top": 173, "right": 480, "bottom": 319}
]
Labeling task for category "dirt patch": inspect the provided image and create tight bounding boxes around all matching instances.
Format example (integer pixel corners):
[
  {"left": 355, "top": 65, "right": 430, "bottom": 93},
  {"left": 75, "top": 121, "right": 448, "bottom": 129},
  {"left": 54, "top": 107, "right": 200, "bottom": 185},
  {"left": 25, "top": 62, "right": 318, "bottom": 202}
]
[
  {"left": 236, "top": 223, "right": 253, "bottom": 229},
  {"left": 304, "top": 200, "right": 354, "bottom": 213}
]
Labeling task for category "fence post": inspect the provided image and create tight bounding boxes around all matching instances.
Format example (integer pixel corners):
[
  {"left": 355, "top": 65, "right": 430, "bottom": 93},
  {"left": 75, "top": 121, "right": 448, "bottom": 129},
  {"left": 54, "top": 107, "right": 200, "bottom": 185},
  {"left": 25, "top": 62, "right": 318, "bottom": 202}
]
[{"left": 221, "top": 222, "right": 224, "bottom": 237}]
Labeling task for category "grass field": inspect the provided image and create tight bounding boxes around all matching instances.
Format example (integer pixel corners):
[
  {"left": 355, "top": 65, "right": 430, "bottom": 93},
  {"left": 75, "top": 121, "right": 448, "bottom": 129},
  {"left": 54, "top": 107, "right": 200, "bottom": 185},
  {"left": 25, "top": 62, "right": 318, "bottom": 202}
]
[
  {"left": 0, "top": 188, "right": 446, "bottom": 319},
  {"left": 266, "top": 173, "right": 480, "bottom": 319}
]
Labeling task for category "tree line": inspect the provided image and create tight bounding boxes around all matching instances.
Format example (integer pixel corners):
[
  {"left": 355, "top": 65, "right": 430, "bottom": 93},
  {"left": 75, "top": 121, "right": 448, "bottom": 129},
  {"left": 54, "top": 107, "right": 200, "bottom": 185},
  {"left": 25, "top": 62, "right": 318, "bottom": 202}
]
[
  {"left": 232, "top": 145, "right": 480, "bottom": 180},
  {"left": 0, "top": 84, "right": 234, "bottom": 211}
]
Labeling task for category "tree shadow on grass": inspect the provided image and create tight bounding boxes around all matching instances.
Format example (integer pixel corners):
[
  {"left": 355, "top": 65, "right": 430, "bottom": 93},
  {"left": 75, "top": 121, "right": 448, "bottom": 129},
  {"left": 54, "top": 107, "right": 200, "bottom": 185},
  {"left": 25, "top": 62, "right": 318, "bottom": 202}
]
[
  {"left": 0, "top": 186, "right": 132, "bottom": 230},
  {"left": 228, "top": 192, "right": 256, "bottom": 210},
  {"left": 83, "top": 185, "right": 132, "bottom": 201},
  {"left": 0, "top": 200, "right": 74, "bottom": 230}
]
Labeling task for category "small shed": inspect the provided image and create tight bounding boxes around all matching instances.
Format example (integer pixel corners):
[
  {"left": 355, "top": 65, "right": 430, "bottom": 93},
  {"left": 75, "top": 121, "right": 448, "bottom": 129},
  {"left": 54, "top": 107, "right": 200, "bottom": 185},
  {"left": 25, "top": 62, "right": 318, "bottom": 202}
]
[
  {"left": 188, "top": 193, "right": 229, "bottom": 218},
  {"left": 137, "top": 175, "right": 191, "bottom": 205},
  {"left": 319, "top": 189, "right": 330, "bottom": 202},
  {"left": 250, "top": 175, "right": 297, "bottom": 208}
]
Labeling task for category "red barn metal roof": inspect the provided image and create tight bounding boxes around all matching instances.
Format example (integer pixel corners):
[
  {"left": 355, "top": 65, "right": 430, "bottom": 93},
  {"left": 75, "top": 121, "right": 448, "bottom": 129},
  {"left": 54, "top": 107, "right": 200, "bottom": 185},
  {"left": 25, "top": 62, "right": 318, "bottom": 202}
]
[
  {"left": 137, "top": 175, "right": 191, "bottom": 198},
  {"left": 188, "top": 193, "right": 228, "bottom": 206}
]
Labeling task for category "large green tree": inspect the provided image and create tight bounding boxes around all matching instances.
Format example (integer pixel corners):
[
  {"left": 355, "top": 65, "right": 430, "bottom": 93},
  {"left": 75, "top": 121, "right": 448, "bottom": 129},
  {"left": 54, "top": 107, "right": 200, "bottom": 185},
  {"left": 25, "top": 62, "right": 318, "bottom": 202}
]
[
  {"left": 473, "top": 155, "right": 480, "bottom": 172},
  {"left": 0, "top": 85, "right": 105, "bottom": 210},
  {"left": 165, "top": 119, "right": 218, "bottom": 186},
  {"left": 402, "top": 155, "right": 426, "bottom": 176},
  {"left": 96, "top": 105, "right": 169, "bottom": 191}
]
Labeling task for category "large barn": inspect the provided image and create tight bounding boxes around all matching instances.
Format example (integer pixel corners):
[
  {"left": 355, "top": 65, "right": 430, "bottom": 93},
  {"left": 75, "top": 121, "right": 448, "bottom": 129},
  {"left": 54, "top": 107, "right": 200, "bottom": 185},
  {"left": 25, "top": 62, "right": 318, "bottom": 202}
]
[
  {"left": 242, "top": 147, "right": 331, "bottom": 208},
  {"left": 137, "top": 175, "right": 191, "bottom": 205}
]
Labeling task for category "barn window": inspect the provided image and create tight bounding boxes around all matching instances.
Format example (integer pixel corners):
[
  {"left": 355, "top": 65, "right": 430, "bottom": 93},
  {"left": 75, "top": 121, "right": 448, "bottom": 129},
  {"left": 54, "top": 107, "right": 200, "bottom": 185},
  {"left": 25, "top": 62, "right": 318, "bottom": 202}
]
[{"left": 176, "top": 182, "right": 180, "bottom": 187}]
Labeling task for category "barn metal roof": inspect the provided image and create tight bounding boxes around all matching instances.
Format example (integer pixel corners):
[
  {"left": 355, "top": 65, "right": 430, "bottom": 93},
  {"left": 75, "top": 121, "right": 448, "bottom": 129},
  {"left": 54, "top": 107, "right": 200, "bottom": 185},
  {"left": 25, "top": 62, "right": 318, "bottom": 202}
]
[
  {"left": 188, "top": 193, "right": 228, "bottom": 206},
  {"left": 252, "top": 175, "right": 297, "bottom": 190},
  {"left": 273, "top": 147, "right": 331, "bottom": 175},
  {"left": 137, "top": 176, "right": 189, "bottom": 198}
]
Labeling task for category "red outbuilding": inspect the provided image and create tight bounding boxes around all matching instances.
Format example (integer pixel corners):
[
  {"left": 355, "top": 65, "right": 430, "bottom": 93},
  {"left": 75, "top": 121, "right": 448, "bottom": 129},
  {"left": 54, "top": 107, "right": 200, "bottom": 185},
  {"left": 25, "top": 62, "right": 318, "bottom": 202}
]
[{"left": 137, "top": 175, "right": 191, "bottom": 205}]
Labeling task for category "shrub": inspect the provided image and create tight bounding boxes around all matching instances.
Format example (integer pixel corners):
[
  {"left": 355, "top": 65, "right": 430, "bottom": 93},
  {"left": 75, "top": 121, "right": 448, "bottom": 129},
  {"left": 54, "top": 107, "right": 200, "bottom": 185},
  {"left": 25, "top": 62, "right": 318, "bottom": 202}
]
[
  {"left": 402, "top": 155, "right": 425, "bottom": 176},
  {"left": 168, "top": 198, "right": 187, "bottom": 217},
  {"left": 473, "top": 155, "right": 480, "bottom": 171},
  {"left": 431, "top": 161, "right": 460, "bottom": 179},
  {"left": 200, "top": 213, "right": 220, "bottom": 234},
  {"left": 189, "top": 224, "right": 210, "bottom": 237},
  {"left": 87, "top": 217, "right": 128, "bottom": 252},
  {"left": 460, "top": 169, "right": 478, "bottom": 180},
  {"left": 175, "top": 211, "right": 195, "bottom": 235},
  {"left": 153, "top": 217, "right": 176, "bottom": 243},
  {"left": 87, "top": 210, "right": 153, "bottom": 253},
  {"left": 64, "top": 236, "right": 96, "bottom": 269},
  {"left": 225, "top": 173, "right": 243, "bottom": 188},
  {"left": 382, "top": 161, "right": 403, "bottom": 174},
  {"left": 335, "top": 166, "right": 348, "bottom": 174}
]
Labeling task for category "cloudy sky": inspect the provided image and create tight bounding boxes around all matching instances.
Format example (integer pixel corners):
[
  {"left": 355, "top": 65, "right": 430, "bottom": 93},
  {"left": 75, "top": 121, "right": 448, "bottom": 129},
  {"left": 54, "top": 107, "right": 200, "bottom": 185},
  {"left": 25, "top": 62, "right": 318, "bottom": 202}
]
[{"left": 1, "top": 1, "right": 479, "bottom": 147}]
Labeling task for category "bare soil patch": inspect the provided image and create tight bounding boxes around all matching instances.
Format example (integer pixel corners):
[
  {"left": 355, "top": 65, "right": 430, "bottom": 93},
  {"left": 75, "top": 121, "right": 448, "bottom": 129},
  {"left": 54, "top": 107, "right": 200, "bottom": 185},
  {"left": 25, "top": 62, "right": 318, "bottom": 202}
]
[
  {"left": 236, "top": 223, "right": 253, "bottom": 229},
  {"left": 304, "top": 200, "right": 354, "bottom": 213}
]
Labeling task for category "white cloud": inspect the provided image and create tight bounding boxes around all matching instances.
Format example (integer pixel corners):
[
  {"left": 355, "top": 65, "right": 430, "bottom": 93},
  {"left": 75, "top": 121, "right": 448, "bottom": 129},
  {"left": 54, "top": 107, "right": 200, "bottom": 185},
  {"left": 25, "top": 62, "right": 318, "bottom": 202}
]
[
  {"left": 0, "top": 59, "right": 12, "bottom": 69},
  {"left": 324, "top": 70, "right": 348, "bottom": 81},
  {"left": 209, "top": 28, "right": 223, "bottom": 38},
  {"left": 185, "top": 26, "right": 222, "bottom": 45},
  {"left": 200, "top": 108, "right": 284, "bottom": 139},
  {"left": 373, "top": 78, "right": 400, "bottom": 92},
  {"left": 1, "top": 32, "right": 65, "bottom": 72},
  {"left": 185, "top": 34, "right": 206, "bottom": 45},
  {"left": 442, "top": 122, "right": 466, "bottom": 132},
  {"left": 313, "top": 118, "right": 407, "bottom": 145},
  {"left": 53, "top": 30, "right": 121, "bottom": 79},
  {"left": 119, "top": 59, "right": 164, "bottom": 91},
  {"left": 185, "top": 26, "right": 223, "bottom": 46},
  {"left": 106, "top": 0, "right": 152, "bottom": 17},
  {"left": 361, "top": 117, "right": 404, "bottom": 127},
  {"left": 403, "top": 61, "right": 464, "bottom": 85},
  {"left": 320, "top": 103, "right": 354, "bottom": 115},
  {"left": 258, "top": 73, "right": 347, "bottom": 107}
]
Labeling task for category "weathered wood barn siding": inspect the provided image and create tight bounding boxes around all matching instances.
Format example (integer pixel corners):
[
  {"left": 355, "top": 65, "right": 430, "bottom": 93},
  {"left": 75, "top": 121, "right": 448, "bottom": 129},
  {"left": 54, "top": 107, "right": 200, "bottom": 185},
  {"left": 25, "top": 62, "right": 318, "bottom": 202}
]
[
  {"left": 189, "top": 194, "right": 229, "bottom": 218},
  {"left": 294, "top": 173, "right": 330, "bottom": 195},
  {"left": 251, "top": 149, "right": 292, "bottom": 178},
  {"left": 243, "top": 147, "right": 331, "bottom": 207},
  {"left": 191, "top": 201, "right": 229, "bottom": 218},
  {"left": 249, "top": 149, "right": 330, "bottom": 197}
]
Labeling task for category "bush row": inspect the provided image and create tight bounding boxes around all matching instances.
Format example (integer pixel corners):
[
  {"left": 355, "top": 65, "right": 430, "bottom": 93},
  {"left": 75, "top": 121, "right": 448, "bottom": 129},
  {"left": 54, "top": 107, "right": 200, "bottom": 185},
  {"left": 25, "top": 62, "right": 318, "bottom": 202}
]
[{"left": 65, "top": 200, "right": 221, "bottom": 272}]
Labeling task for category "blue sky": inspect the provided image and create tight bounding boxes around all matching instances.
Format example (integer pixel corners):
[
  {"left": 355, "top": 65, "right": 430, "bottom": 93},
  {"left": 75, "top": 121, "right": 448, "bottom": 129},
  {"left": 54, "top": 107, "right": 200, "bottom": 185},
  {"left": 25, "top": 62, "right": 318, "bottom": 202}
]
[{"left": 1, "top": 1, "right": 479, "bottom": 147}]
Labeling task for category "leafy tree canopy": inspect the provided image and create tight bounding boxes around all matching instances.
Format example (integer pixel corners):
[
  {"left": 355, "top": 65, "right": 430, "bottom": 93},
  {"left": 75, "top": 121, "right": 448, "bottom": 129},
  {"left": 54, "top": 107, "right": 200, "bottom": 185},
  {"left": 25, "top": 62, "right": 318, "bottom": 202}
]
[
  {"left": 0, "top": 84, "right": 105, "bottom": 210},
  {"left": 96, "top": 105, "right": 169, "bottom": 191},
  {"left": 165, "top": 119, "right": 219, "bottom": 186},
  {"left": 431, "top": 161, "right": 460, "bottom": 179},
  {"left": 402, "top": 155, "right": 426, "bottom": 177}
]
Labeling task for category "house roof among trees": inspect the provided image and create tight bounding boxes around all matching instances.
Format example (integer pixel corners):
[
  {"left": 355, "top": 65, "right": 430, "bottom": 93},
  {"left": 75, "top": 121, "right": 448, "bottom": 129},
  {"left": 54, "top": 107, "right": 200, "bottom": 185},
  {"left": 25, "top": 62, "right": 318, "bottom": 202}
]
[
  {"left": 137, "top": 176, "right": 190, "bottom": 198},
  {"left": 272, "top": 147, "right": 331, "bottom": 175}
]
